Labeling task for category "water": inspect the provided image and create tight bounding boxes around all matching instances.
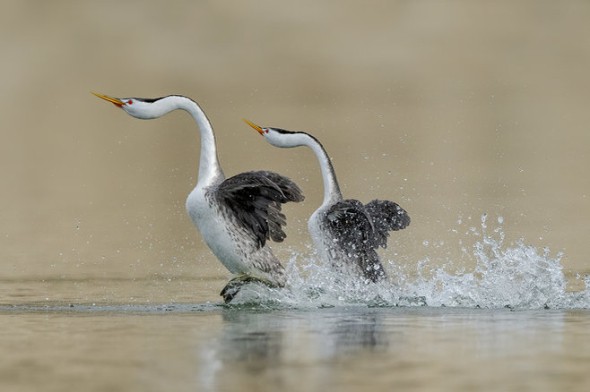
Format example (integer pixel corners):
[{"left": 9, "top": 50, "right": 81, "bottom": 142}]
[
  {"left": 2, "top": 220, "right": 589, "bottom": 391},
  {"left": 225, "top": 215, "right": 590, "bottom": 310},
  {"left": 3, "top": 1, "right": 590, "bottom": 391},
  {"left": 1, "top": 308, "right": 589, "bottom": 391}
]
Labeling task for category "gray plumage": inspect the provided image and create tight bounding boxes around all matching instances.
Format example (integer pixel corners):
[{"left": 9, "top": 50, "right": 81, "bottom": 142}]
[
  {"left": 198, "top": 170, "right": 304, "bottom": 302},
  {"left": 323, "top": 199, "right": 410, "bottom": 282},
  {"left": 216, "top": 170, "right": 304, "bottom": 248}
]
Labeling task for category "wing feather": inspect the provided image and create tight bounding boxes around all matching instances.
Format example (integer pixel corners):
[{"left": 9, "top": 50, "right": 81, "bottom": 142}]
[
  {"left": 216, "top": 171, "right": 304, "bottom": 248},
  {"left": 364, "top": 199, "right": 410, "bottom": 248},
  {"left": 325, "top": 199, "right": 386, "bottom": 282}
]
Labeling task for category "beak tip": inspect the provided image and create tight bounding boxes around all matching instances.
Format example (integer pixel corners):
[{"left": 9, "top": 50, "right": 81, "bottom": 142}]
[
  {"left": 92, "top": 92, "right": 124, "bottom": 108},
  {"left": 243, "top": 118, "right": 264, "bottom": 135}
]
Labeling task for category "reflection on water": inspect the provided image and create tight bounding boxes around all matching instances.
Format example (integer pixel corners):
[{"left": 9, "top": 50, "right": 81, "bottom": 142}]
[
  {"left": 194, "top": 307, "right": 589, "bottom": 392},
  {"left": 196, "top": 308, "right": 391, "bottom": 391},
  {"left": 220, "top": 311, "right": 284, "bottom": 362},
  {"left": 219, "top": 308, "right": 387, "bottom": 359},
  {"left": 0, "top": 305, "right": 589, "bottom": 391}
]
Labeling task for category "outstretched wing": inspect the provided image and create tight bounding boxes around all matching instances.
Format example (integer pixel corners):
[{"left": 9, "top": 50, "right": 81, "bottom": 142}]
[
  {"left": 326, "top": 199, "right": 374, "bottom": 248},
  {"left": 325, "top": 199, "right": 386, "bottom": 282},
  {"left": 216, "top": 171, "right": 304, "bottom": 248},
  {"left": 364, "top": 199, "right": 410, "bottom": 248}
]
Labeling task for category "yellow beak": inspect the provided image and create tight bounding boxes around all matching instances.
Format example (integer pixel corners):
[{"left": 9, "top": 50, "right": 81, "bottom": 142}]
[
  {"left": 92, "top": 92, "right": 125, "bottom": 108},
  {"left": 243, "top": 118, "right": 264, "bottom": 136}
]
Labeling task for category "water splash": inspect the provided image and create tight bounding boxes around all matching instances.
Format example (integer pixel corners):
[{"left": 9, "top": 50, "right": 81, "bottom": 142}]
[{"left": 229, "top": 215, "right": 590, "bottom": 309}]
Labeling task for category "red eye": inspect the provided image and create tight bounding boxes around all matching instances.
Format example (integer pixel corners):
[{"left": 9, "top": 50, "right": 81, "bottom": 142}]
[
  {"left": 127, "top": 100, "right": 133, "bottom": 105},
  {"left": 264, "top": 129, "right": 269, "bottom": 133}
]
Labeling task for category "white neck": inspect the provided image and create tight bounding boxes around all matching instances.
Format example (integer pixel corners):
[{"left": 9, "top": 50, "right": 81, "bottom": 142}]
[
  {"left": 152, "top": 96, "right": 224, "bottom": 186},
  {"left": 272, "top": 132, "right": 342, "bottom": 206}
]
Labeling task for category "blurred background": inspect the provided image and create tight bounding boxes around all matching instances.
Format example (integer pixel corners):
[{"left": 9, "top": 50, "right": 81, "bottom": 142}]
[{"left": 1, "top": 0, "right": 589, "bottom": 302}]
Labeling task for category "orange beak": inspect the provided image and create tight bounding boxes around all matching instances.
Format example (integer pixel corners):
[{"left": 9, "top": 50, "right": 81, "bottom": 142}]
[
  {"left": 92, "top": 92, "right": 125, "bottom": 108},
  {"left": 243, "top": 118, "right": 264, "bottom": 136}
]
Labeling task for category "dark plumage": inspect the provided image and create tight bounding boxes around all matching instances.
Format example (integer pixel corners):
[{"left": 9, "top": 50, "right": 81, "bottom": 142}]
[
  {"left": 216, "top": 171, "right": 304, "bottom": 248},
  {"left": 325, "top": 199, "right": 410, "bottom": 282},
  {"left": 365, "top": 200, "right": 411, "bottom": 247},
  {"left": 244, "top": 119, "right": 410, "bottom": 283}
]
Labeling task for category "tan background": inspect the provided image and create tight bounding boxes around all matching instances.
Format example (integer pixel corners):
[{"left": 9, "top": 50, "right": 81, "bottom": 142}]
[{"left": 1, "top": 1, "right": 589, "bottom": 294}]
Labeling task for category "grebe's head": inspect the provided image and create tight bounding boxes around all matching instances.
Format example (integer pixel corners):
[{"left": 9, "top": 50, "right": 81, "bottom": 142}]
[
  {"left": 93, "top": 92, "right": 170, "bottom": 119},
  {"left": 243, "top": 118, "right": 307, "bottom": 148}
]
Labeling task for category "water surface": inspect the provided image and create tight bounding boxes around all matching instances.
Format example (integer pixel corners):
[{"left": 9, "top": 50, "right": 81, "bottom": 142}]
[
  {"left": 2, "top": 303, "right": 589, "bottom": 392},
  {"left": 2, "top": 1, "right": 590, "bottom": 391}
]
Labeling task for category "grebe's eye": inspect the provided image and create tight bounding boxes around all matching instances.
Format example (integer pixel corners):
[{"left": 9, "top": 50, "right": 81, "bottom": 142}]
[
  {"left": 127, "top": 100, "right": 133, "bottom": 105},
  {"left": 264, "top": 129, "right": 269, "bottom": 134}
]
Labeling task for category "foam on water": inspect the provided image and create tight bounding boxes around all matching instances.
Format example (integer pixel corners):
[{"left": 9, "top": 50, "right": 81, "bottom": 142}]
[{"left": 230, "top": 214, "right": 590, "bottom": 309}]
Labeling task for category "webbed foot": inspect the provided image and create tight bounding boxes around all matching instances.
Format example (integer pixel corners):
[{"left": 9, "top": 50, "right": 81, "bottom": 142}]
[{"left": 220, "top": 275, "right": 277, "bottom": 303}]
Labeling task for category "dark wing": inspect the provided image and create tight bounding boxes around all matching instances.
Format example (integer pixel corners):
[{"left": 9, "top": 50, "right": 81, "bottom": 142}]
[
  {"left": 364, "top": 199, "right": 410, "bottom": 249},
  {"left": 216, "top": 171, "right": 304, "bottom": 248},
  {"left": 326, "top": 199, "right": 374, "bottom": 248},
  {"left": 325, "top": 199, "right": 386, "bottom": 282}
]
